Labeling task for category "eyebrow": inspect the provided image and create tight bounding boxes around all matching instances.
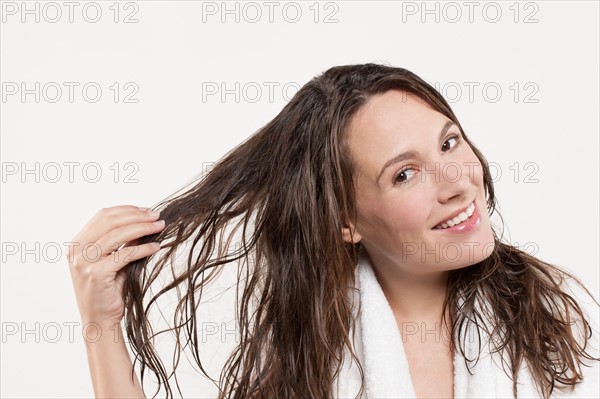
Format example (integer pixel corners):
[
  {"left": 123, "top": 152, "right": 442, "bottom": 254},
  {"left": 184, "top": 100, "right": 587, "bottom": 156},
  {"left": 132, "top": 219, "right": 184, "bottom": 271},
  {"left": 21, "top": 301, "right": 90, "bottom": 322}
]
[{"left": 376, "top": 120, "right": 456, "bottom": 185}]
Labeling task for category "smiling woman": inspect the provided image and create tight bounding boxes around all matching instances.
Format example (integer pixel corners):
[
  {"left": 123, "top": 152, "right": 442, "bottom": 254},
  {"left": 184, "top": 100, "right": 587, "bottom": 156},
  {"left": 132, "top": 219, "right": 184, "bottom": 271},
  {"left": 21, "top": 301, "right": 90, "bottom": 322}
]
[
  {"left": 67, "top": 63, "right": 600, "bottom": 399},
  {"left": 341, "top": 90, "right": 496, "bottom": 274}
]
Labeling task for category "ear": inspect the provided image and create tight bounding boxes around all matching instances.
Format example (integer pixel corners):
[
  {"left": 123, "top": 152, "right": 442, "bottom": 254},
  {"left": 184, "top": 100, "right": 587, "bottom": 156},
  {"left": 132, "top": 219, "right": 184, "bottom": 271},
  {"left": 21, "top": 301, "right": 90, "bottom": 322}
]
[{"left": 341, "top": 222, "right": 362, "bottom": 244}]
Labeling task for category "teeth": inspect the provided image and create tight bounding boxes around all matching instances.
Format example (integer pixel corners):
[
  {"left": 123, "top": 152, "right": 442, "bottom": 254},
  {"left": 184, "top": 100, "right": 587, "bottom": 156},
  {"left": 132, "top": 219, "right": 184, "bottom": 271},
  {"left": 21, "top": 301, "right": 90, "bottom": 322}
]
[{"left": 435, "top": 202, "right": 475, "bottom": 229}]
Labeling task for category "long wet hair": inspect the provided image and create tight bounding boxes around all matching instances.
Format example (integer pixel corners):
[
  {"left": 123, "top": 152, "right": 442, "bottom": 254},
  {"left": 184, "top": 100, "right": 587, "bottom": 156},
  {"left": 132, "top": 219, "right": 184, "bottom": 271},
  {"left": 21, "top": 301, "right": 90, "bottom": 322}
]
[{"left": 122, "top": 63, "right": 599, "bottom": 399}]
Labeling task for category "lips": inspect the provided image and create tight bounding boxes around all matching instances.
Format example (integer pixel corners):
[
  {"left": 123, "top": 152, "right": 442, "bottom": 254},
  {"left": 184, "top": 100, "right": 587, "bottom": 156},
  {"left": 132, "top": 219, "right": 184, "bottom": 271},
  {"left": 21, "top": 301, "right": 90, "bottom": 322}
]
[{"left": 433, "top": 200, "right": 475, "bottom": 230}]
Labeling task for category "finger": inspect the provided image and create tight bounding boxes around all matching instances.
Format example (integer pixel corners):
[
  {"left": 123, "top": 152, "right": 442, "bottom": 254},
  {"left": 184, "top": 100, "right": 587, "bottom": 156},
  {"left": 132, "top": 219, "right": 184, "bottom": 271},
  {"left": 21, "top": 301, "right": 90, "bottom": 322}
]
[
  {"left": 122, "top": 238, "right": 139, "bottom": 249},
  {"left": 96, "top": 220, "right": 166, "bottom": 256},
  {"left": 102, "top": 242, "right": 162, "bottom": 274},
  {"left": 70, "top": 205, "right": 160, "bottom": 257}
]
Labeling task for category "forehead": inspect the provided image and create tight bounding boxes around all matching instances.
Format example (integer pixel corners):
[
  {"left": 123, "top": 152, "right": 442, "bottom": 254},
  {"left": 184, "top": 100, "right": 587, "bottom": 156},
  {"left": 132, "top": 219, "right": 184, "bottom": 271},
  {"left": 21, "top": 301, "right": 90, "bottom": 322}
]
[
  {"left": 348, "top": 90, "right": 442, "bottom": 149},
  {"left": 350, "top": 90, "right": 437, "bottom": 136}
]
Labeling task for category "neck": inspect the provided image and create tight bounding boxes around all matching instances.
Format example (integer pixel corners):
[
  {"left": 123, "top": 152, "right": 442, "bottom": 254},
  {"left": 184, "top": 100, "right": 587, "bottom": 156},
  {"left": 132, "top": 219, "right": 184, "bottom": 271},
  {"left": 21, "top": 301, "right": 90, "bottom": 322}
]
[{"left": 367, "top": 253, "right": 450, "bottom": 323}]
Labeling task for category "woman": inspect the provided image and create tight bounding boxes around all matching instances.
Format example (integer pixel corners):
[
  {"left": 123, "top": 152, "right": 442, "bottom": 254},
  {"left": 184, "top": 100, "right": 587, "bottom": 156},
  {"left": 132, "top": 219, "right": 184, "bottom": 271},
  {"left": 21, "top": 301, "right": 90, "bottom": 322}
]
[{"left": 67, "top": 63, "right": 599, "bottom": 398}]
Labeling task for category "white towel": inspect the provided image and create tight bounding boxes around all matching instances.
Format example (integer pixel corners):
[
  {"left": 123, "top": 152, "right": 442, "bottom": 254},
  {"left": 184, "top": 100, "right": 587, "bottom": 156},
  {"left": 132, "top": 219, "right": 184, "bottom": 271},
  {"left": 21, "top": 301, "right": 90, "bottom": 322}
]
[{"left": 333, "top": 250, "right": 600, "bottom": 399}]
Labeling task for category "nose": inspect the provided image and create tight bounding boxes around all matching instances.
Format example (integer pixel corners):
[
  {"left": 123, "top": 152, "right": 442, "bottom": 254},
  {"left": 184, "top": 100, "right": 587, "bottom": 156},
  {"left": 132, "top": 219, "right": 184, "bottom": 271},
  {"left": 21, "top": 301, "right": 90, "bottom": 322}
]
[{"left": 433, "top": 160, "right": 473, "bottom": 203}]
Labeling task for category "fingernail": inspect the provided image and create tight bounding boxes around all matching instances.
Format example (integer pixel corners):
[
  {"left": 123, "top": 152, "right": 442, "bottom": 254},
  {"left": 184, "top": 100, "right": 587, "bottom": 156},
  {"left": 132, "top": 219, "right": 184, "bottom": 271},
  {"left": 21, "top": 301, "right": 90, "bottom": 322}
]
[
  {"left": 148, "top": 210, "right": 160, "bottom": 217},
  {"left": 153, "top": 220, "right": 165, "bottom": 227}
]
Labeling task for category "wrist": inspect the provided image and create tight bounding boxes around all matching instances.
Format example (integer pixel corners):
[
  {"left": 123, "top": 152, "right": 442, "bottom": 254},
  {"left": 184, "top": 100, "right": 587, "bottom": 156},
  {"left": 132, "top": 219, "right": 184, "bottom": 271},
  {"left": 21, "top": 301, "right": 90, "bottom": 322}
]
[{"left": 82, "top": 320, "right": 128, "bottom": 347}]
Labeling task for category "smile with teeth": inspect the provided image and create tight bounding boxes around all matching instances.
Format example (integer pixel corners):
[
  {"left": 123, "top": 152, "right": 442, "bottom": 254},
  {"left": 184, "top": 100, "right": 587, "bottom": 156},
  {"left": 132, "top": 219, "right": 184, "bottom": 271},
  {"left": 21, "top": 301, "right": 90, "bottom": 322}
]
[{"left": 434, "top": 202, "right": 475, "bottom": 229}]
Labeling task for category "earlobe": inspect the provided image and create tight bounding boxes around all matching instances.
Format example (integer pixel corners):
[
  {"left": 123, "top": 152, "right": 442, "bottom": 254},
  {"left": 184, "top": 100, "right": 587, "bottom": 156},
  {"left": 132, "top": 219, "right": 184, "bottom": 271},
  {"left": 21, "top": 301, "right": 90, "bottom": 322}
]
[{"left": 341, "top": 223, "right": 362, "bottom": 244}]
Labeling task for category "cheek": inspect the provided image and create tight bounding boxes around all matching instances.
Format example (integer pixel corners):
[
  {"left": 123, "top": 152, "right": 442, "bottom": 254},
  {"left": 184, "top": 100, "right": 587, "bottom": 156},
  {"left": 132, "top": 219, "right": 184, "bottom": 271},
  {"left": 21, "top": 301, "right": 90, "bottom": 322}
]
[
  {"left": 474, "top": 163, "right": 485, "bottom": 186},
  {"left": 461, "top": 146, "right": 485, "bottom": 185},
  {"left": 357, "top": 192, "right": 429, "bottom": 239},
  {"left": 382, "top": 194, "right": 429, "bottom": 234},
  {"left": 475, "top": 158, "right": 486, "bottom": 187}
]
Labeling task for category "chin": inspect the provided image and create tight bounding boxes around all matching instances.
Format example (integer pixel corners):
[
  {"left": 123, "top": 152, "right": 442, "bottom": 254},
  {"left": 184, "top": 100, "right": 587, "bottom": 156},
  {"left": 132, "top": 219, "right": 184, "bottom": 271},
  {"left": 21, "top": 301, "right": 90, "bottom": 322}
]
[{"left": 429, "top": 210, "right": 495, "bottom": 264}]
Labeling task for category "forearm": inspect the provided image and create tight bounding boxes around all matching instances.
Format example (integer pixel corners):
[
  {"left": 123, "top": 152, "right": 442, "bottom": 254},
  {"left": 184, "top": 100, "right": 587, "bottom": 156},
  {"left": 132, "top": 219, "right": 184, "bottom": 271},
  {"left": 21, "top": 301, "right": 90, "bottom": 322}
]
[{"left": 84, "top": 322, "right": 146, "bottom": 398}]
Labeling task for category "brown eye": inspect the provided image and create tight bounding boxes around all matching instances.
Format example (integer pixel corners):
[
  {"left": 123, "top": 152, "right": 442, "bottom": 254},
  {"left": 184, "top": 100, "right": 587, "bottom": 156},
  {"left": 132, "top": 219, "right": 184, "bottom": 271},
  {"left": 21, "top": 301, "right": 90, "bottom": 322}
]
[
  {"left": 394, "top": 167, "right": 416, "bottom": 185},
  {"left": 442, "top": 134, "right": 460, "bottom": 152}
]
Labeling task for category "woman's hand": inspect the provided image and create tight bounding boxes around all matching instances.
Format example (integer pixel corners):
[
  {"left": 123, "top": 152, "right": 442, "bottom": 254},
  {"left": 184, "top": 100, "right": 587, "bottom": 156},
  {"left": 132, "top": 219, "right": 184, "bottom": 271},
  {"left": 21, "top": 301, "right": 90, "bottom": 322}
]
[{"left": 67, "top": 205, "right": 165, "bottom": 327}]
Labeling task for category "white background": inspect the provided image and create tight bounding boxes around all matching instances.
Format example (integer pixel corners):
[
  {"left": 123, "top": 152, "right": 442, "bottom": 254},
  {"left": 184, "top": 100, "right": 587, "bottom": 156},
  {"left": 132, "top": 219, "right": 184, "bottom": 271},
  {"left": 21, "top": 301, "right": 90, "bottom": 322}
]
[{"left": 1, "top": 1, "right": 598, "bottom": 397}]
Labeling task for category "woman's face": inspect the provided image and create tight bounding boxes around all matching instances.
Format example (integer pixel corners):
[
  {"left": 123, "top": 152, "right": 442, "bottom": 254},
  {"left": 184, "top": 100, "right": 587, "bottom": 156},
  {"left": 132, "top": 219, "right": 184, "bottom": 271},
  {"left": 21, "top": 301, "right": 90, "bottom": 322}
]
[{"left": 342, "top": 90, "right": 495, "bottom": 274}]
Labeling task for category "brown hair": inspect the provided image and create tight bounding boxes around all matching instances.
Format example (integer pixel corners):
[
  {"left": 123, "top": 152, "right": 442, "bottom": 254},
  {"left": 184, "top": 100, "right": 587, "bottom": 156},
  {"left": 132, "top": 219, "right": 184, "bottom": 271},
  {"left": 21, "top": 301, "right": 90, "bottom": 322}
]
[{"left": 123, "top": 63, "right": 599, "bottom": 399}]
